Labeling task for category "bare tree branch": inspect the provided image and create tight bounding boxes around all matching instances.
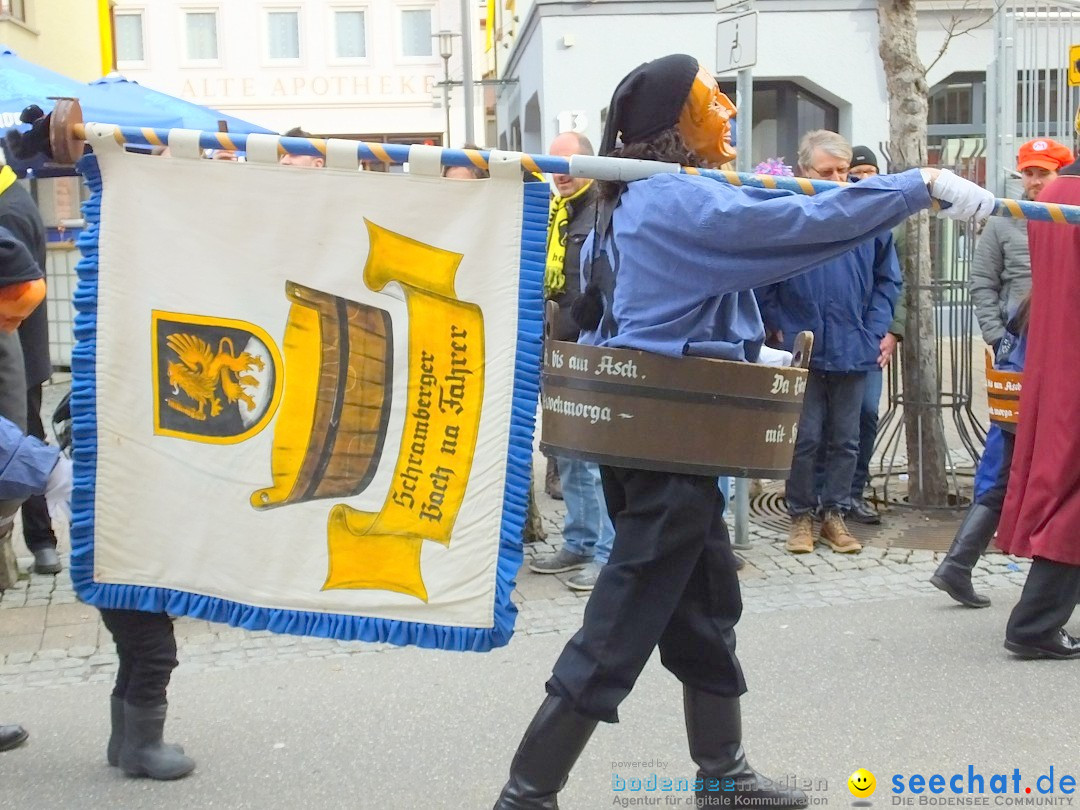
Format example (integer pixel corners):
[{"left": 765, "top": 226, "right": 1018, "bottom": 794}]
[{"left": 924, "top": 0, "right": 1006, "bottom": 77}]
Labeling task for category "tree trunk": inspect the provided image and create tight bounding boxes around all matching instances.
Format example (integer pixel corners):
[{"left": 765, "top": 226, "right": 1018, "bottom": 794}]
[{"left": 878, "top": 0, "right": 950, "bottom": 505}]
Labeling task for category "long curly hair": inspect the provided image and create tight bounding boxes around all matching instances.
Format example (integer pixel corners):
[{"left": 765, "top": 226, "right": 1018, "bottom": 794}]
[{"left": 598, "top": 128, "right": 703, "bottom": 202}]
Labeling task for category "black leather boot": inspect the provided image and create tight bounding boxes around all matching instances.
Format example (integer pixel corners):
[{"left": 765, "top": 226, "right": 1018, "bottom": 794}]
[
  {"left": 0, "top": 724, "right": 28, "bottom": 752},
  {"left": 118, "top": 702, "right": 195, "bottom": 780},
  {"left": 494, "top": 695, "right": 598, "bottom": 809},
  {"left": 684, "top": 687, "right": 808, "bottom": 809},
  {"left": 109, "top": 696, "right": 183, "bottom": 766},
  {"left": 931, "top": 503, "right": 998, "bottom": 608}
]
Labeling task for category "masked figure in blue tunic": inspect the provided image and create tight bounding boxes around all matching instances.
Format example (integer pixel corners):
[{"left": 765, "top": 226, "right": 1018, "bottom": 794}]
[{"left": 493, "top": 54, "right": 995, "bottom": 810}]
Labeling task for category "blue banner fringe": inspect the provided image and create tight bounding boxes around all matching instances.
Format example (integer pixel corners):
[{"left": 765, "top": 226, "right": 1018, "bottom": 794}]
[{"left": 68, "top": 154, "right": 546, "bottom": 653}]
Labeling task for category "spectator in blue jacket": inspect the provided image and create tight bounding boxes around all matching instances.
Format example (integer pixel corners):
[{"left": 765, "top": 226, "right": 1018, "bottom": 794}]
[{"left": 757, "top": 130, "right": 901, "bottom": 556}]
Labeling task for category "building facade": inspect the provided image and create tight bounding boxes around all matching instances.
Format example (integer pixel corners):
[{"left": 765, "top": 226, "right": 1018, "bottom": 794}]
[
  {"left": 494, "top": 0, "right": 997, "bottom": 166},
  {"left": 0, "top": 0, "right": 112, "bottom": 80},
  {"left": 109, "top": 0, "right": 488, "bottom": 145}
]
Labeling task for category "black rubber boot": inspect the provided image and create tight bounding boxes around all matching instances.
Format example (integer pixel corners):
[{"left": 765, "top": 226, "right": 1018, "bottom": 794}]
[
  {"left": 493, "top": 695, "right": 599, "bottom": 809},
  {"left": 108, "top": 696, "right": 123, "bottom": 766},
  {"left": 118, "top": 702, "right": 195, "bottom": 780},
  {"left": 0, "top": 724, "right": 28, "bottom": 752},
  {"left": 109, "top": 696, "right": 183, "bottom": 766},
  {"left": 685, "top": 687, "right": 808, "bottom": 809},
  {"left": 931, "top": 503, "right": 998, "bottom": 608}
]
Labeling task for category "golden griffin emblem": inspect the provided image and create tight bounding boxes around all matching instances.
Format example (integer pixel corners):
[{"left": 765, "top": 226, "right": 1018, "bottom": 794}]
[
  {"left": 152, "top": 311, "right": 283, "bottom": 444},
  {"left": 165, "top": 333, "right": 265, "bottom": 421}
]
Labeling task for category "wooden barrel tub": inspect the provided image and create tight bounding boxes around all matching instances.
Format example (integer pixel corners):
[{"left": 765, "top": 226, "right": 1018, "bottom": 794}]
[
  {"left": 252, "top": 281, "right": 393, "bottom": 509},
  {"left": 539, "top": 333, "right": 813, "bottom": 478}
]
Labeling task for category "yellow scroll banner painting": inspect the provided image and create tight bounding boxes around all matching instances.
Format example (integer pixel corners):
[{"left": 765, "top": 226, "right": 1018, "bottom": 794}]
[{"left": 324, "top": 221, "right": 485, "bottom": 600}]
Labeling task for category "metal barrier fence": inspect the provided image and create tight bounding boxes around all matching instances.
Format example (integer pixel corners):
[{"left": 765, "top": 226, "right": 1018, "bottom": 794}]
[
  {"left": 873, "top": 142, "right": 987, "bottom": 507},
  {"left": 987, "top": 0, "right": 1080, "bottom": 196}
]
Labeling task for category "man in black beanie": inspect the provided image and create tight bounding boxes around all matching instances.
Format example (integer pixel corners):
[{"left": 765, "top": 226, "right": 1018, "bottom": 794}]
[
  {"left": 494, "top": 54, "right": 994, "bottom": 810},
  {"left": 849, "top": 145, "right": 880, "bottom": 181}
]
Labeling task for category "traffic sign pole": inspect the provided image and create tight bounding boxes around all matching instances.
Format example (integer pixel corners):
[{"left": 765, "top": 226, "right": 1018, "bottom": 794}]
[{"left": 728, "top": 5, "right": 755, "bottom": 551}]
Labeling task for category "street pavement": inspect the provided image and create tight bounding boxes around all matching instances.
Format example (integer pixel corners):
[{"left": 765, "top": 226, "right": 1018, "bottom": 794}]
[
  {"left": 2, "top": 586, "right": 1077, "bottom": 809},
  {"left": 1, "top": 381, "right": 1077, "bottom": 808}
]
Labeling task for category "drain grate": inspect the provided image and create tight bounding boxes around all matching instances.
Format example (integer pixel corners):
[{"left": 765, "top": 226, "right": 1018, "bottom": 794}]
[{"left": 746, "top": 481, "right": 988, "bottom": 552}]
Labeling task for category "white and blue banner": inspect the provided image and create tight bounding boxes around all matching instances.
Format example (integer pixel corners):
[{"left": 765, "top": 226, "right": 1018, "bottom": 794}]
[{"left": 68, "top": 128, "right": 546, "bottom": 651}]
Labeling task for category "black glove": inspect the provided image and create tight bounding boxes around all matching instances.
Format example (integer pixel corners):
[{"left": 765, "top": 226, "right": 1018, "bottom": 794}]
[{"left": 3, "top": 105, "right": 54, "bottom": 162}]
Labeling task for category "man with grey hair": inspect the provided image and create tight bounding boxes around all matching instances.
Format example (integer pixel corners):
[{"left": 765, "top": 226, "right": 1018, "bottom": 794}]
[{"left": 757, "top": 130, "right": 901, "bottom": 555}]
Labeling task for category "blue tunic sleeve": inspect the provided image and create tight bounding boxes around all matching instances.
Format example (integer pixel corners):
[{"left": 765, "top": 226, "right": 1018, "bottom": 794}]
[
  {"left": 578, "top": 169, "right": 932, "bottom": 356},
  {"left": 629, "top": 169, "right": 930, "bottom": 296},
  {"left": 0, "top": 415, "right": 59, "bottom": 501}
]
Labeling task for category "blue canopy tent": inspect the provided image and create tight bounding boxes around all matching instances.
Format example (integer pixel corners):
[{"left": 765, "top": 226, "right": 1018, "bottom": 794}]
[
  {"left": 0, "top": 46, "right": 101, "bottom": 175},
  {"left": 0, "top": 47, "right": 89, "bottom": 126},
  {"left": 2, "top": 49, "right": 273, "bottom": 174}
]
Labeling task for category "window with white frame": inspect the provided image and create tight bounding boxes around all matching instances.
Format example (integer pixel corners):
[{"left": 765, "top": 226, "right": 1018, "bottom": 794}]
[
  {"left": 185, "top": 10, "right": 219, "bottom": 61},
  {"left": 334, "top": 9, "right": 366, "bottom": 59},
  {"left": 1, "top": 0, "right": 26, "bottom": 22},
  {"left": 115, "top": 13, "right": 146, "bottom": 63},
  {"left": 401, "top": 8, "right": 433, "bottom": 58},
  {"left": 267, "top": 9, "right": 300, "bottom": 60}
]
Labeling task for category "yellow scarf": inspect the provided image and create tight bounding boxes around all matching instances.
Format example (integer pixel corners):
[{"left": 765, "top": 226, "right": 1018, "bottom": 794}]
[
  {"left": 545, "top": 181, "right": 593, "bottom": 297},
  {"left": 0, "top": 165, "right": 17, "bottom": 197}
]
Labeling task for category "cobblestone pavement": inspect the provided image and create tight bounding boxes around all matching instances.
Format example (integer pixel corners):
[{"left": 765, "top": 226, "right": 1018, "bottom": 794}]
[{"left": 0, "top": 484, "right": 1031, "bottom": 694}]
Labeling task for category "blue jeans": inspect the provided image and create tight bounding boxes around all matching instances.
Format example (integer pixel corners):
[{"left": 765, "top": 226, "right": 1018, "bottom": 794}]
[
  {"left": 557, "top": 456, "right": 615, "bottom": 564},
  {"left": 974, "top": 425, "right": 1004, "bottom": 502},
  {"left": 814, "top": 368, "right": 882, "bottom": 500},
  {"left": 787, "top": 370, "right": 867, "bottom": 515}
]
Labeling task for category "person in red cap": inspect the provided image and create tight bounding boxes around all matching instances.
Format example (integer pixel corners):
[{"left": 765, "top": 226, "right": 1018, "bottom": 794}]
[{"left": 936, "top": 137, "right": 1074, "bottom": 610}]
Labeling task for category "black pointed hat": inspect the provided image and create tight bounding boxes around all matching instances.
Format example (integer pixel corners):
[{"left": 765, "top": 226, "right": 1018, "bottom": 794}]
[{"left": 599, "top": 54, "right": 700, "bottom": 156}]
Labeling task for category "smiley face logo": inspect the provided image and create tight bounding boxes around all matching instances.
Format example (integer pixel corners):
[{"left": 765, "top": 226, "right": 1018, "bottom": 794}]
[{"left": 848, "top": 768, "right": 876, "bottom": 798}]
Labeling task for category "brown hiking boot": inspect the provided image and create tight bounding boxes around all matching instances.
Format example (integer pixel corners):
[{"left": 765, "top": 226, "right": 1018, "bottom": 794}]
[
  {"left": 785, "top": 514, "right": 814, "bottom": 554},
  {"left": 820, "top": 511, "right": 862, "bottom": 553}
]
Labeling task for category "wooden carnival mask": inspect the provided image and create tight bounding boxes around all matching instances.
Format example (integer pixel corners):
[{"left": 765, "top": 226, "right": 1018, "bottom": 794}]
[{"left": 678, "top": 65, "right": 737, "bottom": 168}]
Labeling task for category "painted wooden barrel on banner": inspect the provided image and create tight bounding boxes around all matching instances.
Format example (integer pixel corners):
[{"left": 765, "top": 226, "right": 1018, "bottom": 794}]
[
  {"left": 539, "top": 333, "right": 813, "bottom": 478},
  {"left": 985, "top": 349, "right": 1022, "bottom": 426},
  {"left": 252, "top": 282, "right": 393, "bottom": 508}
]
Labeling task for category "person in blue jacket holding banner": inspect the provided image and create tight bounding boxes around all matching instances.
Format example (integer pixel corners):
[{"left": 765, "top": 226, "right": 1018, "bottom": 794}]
[
  {"left": 493, "top": 54, "right": 994, "bottom": 810},
  {"left": 931, "top": 296, "right": 1028, "bottom": 608},
  {"left": 5, "top": 108, "right": 197, "bottom": 782}
]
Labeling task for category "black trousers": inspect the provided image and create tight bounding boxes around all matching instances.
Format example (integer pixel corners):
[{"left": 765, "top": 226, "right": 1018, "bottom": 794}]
[
  {"left": 21, "top": 383, "right": 57, "bottom": 552},
  {"left": 546, "top": 467, "right": 745, "bottom": 723},
  {"left": 100, "top": 609, "right": 178, "bottom": 707},
  {"left": 1006, "top": 557, "right": 1080, "bottom": 644}
]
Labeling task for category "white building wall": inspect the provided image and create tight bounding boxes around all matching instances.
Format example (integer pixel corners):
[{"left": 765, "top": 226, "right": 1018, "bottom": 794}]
[
  {"left": 500, "top": 0, "right": 994, "bottom": 160},
  {"left": 112, "top": 0, "right": 488, "bottom": 141}
]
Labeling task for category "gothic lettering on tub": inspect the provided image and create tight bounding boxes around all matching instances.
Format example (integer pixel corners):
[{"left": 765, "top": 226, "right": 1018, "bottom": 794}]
[{"left": 594, "top": 355, "right": 639, "bottom": 379}]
